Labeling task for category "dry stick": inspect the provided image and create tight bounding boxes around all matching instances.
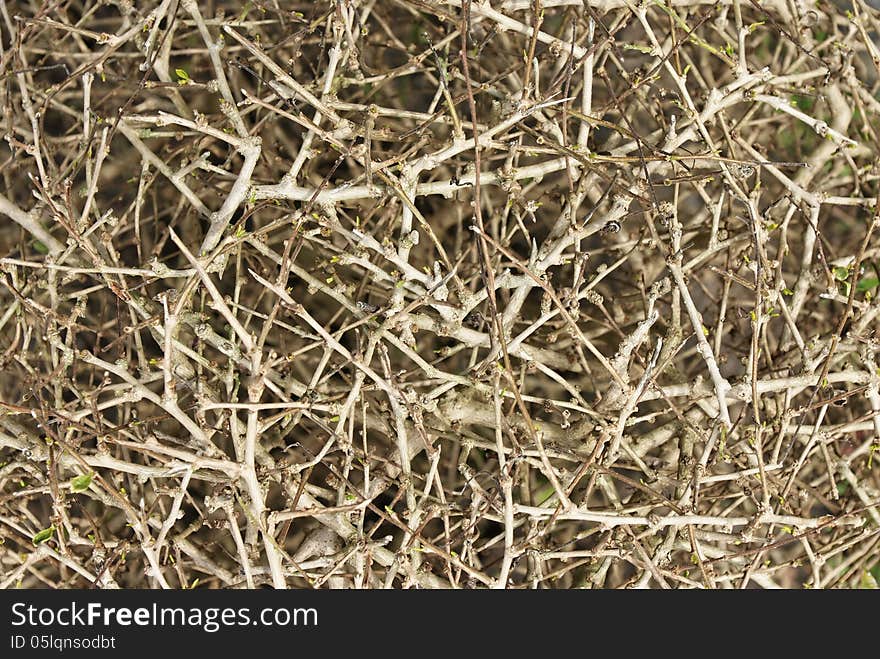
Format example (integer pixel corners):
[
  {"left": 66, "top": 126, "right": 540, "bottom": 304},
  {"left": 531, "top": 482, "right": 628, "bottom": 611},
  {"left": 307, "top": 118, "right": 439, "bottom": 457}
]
[
  {"left": 77, "top": 125, "right": 109, "bottom": 228},
  {"left": 0, "top": 257, "right": 194, "bottom": 278},
  {"left": 282, "top": 17, "right": 346, "bottom": 183},
  {"left": 513, "top": 505, "right": 848, "bottom": 529},
  {"left": 123, "top": 84, "right": 260, "bottom": 253},
  {"left": 494, "top": 0, "right": 791, "bottom": 12},
  {"left": 23, "top": 427, "right": 173, "bottom": 588},
  {"left": 222, "top": 25, "right": 348, "bottom": 128},
  {"left": 608, "top": 333, "right": 663, "bottom": 463},
  {"left": 182, "top": 0, "right": 249, "bottom": 138},
  {"left": 504, "top": 81, "right": 773, "bottom": 396},
  {"left": 253, "top": 157, "right": 571, "bottom": 203},
  {"left": 117, "top": 122, "right": 211, "bottom": 216},
  {"left": 247, "top": 269, "right": 422, "bottom": 545},
  {"left": 153, "top": 466, "right": 193, "bottom": 553},
  {"left": 278, "top": 472, "right": 451, "bottom": 588},
  {"left": 491, "top": 369, "right": 517, "bottom": 588},
  {"left": 200, "top": 136, "right": 260, "bottom": 255},
  {"left": 471, "top": 226, "right": 627, "bottom": 388},
  {"left": 225, "top": 503, "right": 255, "bottom": 589},
  {"left": 665, "top": 210, "right": 731, "bottom": 430},
  {"left": 168, "top": 229, "right": 287, "bottom": 589},
  {"left": 0, "top": 192, "right": 63, "bottom": 253},
  {"left": 446, "top": 0, "right": 589, "bottom": 59},
  {"left": 460, "top": 0, "right": 574, "bottom": 512},
  {"left": 772, "top": 86, "right": 853, "bottom": 330},
  {"left": 782, "top": 204, "right": 880, "bottom": 464},
  {"left": 520, "top": 0, "right": 544, "bottom": 100},
  {"left": 754, "top": 94, "right": 857, "bottom": 149},
  {"left": 861, "top": 359, "right": 880, "bottom": 457},
  {"left": 47, "top": 332, "right": 211, "bottom": 450}
]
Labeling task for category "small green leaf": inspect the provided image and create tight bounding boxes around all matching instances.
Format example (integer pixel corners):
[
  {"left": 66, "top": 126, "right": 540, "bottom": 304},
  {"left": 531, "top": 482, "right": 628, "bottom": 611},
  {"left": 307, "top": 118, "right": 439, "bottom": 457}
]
[
  {"left": 70, "top": 473, "right": 93, "bottom": 493},
  {"left": 747, "top": 21, "right": 765, "bottom": 33},
  {"left": 32, "top": 526, "right": 55, "bottom": 546},
  {"left": 622, "top": 43, "right": 654, "bottom": 54},
  {"left": 175, "top": 68, "right": 190, "bottom": 84},
  {"left": 833, "top": 266, "right": 850, "bottom": 282},
  {"left": 32, "top": 240, "right": 49, "bottom": 254},
  {"left": 857, "top": 277, "right": 879, "bottom": 292},
  {"left": 859, "top": 570, "right": 878, "bottom": 589}
]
